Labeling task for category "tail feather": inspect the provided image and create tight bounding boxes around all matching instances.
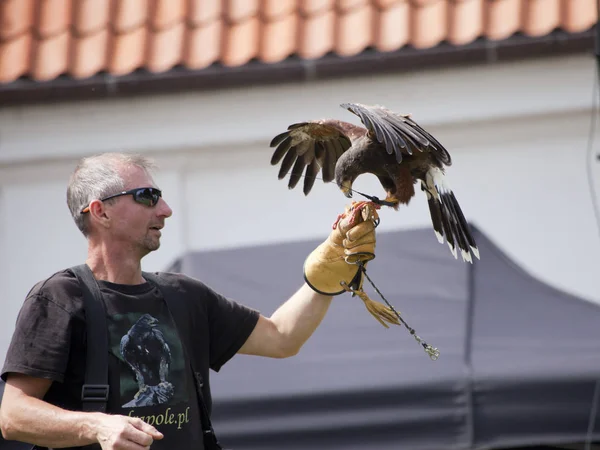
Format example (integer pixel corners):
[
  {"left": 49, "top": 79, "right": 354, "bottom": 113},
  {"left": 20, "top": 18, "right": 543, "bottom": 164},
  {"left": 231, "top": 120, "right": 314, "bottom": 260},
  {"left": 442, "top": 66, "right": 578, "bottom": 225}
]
[
  {"left": 420, "top": 181, "right": 444, "bottom": 244},
  {"left": 424, "top": 168, "right": 479, "bottom": 263}
]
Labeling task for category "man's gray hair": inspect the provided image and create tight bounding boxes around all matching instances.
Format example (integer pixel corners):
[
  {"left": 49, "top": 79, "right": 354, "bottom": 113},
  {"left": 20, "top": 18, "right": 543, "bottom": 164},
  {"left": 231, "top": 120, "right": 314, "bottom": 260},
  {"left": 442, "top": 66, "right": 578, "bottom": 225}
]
[{"left": 67, "top": 152, "right": 157, "bottom": 237}]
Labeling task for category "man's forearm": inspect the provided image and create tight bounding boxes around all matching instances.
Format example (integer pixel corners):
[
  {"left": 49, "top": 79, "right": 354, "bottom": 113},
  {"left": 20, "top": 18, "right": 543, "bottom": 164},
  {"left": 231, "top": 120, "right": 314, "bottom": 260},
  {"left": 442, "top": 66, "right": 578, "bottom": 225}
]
[
  {"left": 1, "top": 394, "right": 100, "bottom": 447},
  {"left": 269, "top": 283, "right": 333, "bottom": 356}
]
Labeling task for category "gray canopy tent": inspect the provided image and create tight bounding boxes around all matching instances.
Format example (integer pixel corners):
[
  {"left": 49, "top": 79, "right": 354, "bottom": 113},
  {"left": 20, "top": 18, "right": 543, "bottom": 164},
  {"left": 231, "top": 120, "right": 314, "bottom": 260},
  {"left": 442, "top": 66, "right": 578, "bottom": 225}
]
[
  {"left": 168, "top": 224, "right": 600, "bottom": 450},
  {"left": 1, "top": 225, "right": 598, "bottom": 450}
]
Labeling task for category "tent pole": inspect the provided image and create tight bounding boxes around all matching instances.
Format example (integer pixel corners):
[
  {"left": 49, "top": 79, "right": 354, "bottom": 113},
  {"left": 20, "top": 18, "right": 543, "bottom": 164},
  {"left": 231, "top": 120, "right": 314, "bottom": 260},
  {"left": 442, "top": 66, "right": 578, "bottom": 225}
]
[
  {"left": 463, "top": 258, "right": 476, "bottom": 449},
  {"left": 586, "top": 10, "right": 600, "bottom": 450},
  {"left": 585, "top": 378, "right": 600, "bottom": 450}
]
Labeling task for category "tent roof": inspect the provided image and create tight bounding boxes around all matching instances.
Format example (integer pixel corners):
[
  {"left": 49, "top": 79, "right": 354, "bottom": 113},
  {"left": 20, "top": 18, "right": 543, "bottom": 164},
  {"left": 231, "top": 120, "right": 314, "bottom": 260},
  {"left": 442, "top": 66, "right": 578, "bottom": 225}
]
[{"left": 169, "top": 224, "right": 600, "bottom": 450}]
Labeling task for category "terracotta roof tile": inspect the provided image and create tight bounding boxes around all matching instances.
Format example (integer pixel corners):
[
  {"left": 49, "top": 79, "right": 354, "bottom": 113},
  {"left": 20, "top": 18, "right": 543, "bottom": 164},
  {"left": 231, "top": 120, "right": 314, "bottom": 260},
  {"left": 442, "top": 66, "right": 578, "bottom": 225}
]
[
  {"left": 0, "top": 0, "right": 35, "bottom": 40},
  {"left": 298, "top": 7, "right": 335, "bottom": 59},
  {"left": 184, "top": 20, "right": 222, "bottom": 69},
  {"left": 375, "top": 0, "right": 403, "bottom": 7},
  {"left": 188, "top": 0, "right": 222, "bottom": 25},
  {"left": 37, "top": 0, "right": 72, "bottom": 38},
  {"left": 338, "top": 0, "right": 371, "bottom": 11},
  {"left": 109, "top": 26, "right": 147, "bottom": 76},
  {"left": 300, "top": 0, "right": 335, "bottom": 16},
  {"left": 0, "top": 0, "right": 596, "bottom": 84},
  {"left": 262, "top": 0, "right": 297, "bottom": 20},
  {"left": 225, "top": 0, "right": 260, "bottom": 23},
  {"left": 562, "top": 0, "right": 597, "bottom": 32},
  {"left": 221, "top": 15, "right": 259, "bottom": 66},
  {"left": 522, "top": 0, "right": 561, "bottom": 36},
  {"left": 411, "top": 0, "right": 448, "bottom": 49},
  {"left": 336, "top": 2, "right": 374, "bottom": 56},
  {"left": 32, "top": 31, "right": 69, "bottom": 81},
  {"left": 484, "top": 0, "right": 519, "bottom": 40},
  {"left": 260, "top": 11, "right": 298, "bottom": 63},
  {"left": 70, "top": 28, "right": 108, "bottom": 79},
  {"left": 147, "top": 21, "right": 185, "bottom": 72},
  {"left": 112, "top": 0, "right": 148, "bottom": 33},
  {"left": 0, "top": 32, "right": 32, "bottom": 81},
  {"left": 72, "top": 0, "right": 110, "bottom": 36},
  {"left": 374, "top": 2, "right": 410, "bottom": 51},
  {"left": 149, "top": 0, "right": 186, "bottom": 29},
  {"left": 447, "top": 0, "right": 484, "bottom": 46}
]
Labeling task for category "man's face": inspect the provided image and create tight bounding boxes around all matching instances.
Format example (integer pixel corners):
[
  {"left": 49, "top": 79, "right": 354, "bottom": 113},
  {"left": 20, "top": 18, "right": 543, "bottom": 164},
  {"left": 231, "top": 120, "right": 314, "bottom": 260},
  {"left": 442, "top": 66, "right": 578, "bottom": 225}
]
[{"left": 104, "top": 165, "right": 173, "bottom": 257}]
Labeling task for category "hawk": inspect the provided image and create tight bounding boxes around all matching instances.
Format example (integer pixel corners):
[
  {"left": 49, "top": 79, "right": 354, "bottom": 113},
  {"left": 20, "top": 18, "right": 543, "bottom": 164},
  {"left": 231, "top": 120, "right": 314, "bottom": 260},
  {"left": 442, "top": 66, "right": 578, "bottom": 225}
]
[{"left": 269, "top": 102, "right": 479, "bottom": 263}]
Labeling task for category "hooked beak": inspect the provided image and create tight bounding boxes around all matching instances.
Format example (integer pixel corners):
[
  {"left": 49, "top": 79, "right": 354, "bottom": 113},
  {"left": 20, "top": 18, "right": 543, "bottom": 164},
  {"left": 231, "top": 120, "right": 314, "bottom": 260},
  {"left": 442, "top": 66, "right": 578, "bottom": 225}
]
[{"left": 340, "top": 180, "right": 353, "bottom": 198}]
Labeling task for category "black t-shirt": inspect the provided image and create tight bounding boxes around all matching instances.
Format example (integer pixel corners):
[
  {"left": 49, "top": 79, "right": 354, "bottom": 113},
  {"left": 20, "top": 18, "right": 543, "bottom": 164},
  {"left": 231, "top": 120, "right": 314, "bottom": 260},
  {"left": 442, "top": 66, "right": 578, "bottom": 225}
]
[{"left": 1, "top": 268, "right": 260, "bottom": 450}]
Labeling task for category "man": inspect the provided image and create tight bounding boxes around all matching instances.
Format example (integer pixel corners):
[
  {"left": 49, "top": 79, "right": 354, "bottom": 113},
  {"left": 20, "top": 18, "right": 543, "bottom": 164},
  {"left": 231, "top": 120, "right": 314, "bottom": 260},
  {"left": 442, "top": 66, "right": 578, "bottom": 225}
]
[{"left": 0, "top": 152, "right": 377, "bottom": 449}]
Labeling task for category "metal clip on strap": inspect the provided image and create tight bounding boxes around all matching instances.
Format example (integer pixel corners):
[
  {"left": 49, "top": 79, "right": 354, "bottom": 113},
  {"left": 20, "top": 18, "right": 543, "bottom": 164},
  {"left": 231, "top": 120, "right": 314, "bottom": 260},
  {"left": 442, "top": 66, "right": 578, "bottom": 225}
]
[{"left": 81, "top": 384, "right": 110, "bottom": 402}]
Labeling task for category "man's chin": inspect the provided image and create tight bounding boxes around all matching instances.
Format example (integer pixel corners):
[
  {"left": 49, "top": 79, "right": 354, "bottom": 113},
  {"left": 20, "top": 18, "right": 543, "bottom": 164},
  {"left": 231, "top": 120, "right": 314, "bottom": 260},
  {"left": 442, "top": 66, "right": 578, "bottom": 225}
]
[{"left": 141, "top": 238, "right": 161, "bottom": 254}]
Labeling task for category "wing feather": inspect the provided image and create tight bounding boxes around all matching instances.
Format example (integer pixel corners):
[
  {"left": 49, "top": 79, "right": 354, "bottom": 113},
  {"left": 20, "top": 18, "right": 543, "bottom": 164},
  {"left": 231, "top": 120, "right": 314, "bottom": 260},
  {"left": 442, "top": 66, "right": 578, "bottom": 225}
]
[
  {"left": 269, "top": 120, "right": 357, "bottom": 194},
  {"left": 278, "top": 148, "right": 298, "bottom": 180},
  {"left": 288, "top": 157, "right": 306, "bottom": 189},
  {"left": 341, "top": 102, "right": 452, "bottom": 165},
  {"left": 270, "top": 135, "right": 293, "bottom": 165},
  {"left": 303, "top": 159, "right": 320, "bottom": 195},
  {"left": 322, "top": 142, "right": 336, "bottom": 182}
]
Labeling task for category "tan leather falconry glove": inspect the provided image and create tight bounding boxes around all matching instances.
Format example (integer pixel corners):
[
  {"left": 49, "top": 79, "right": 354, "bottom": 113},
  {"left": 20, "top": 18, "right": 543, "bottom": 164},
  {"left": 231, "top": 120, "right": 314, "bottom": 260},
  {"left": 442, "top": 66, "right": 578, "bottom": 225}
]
[
  {"left": 304, "top": 201, "right": 401, "bottom": 328},
  {"left": 304, "top": 200, "right": 377, "bottom": 295}
]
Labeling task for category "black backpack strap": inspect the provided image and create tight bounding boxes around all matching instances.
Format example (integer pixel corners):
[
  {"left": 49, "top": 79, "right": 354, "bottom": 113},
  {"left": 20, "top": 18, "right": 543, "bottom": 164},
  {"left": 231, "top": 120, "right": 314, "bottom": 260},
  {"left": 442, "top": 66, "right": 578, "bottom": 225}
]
[
  {"left": 142, "top": 271, "right": 224, "bottom": 450},
  {"left": 70, "top": 264, "right": 110, "bottom": 413}
]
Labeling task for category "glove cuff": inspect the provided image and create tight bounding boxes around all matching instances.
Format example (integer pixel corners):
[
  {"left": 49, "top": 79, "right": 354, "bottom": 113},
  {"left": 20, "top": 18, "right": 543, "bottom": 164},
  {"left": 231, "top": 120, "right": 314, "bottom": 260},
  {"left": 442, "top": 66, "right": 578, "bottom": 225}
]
[{"left": 303, "top": 259, "right": 364, "bottom": 296}]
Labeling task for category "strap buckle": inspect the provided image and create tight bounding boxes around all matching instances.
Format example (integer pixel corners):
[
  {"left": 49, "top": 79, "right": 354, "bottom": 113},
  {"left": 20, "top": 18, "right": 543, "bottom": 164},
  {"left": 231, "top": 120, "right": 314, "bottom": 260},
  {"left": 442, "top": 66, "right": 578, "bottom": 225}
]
[{"left": 81, "top": 384, "right": 110, "bottom": 402}]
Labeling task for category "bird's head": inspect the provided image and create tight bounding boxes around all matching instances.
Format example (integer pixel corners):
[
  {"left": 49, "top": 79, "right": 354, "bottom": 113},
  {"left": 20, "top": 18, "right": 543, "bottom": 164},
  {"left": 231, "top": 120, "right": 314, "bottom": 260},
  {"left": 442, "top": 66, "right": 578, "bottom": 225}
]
[
  {"left": 335, "top": 151, "right": 362, "bottom": 198},
  {"left": 138, "top": 314, "right": 159, "bottom": 327}
]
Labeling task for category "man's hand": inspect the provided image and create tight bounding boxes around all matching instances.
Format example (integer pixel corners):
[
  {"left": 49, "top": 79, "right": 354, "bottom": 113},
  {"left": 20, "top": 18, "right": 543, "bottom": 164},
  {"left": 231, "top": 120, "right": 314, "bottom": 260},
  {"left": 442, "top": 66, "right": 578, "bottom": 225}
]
[
  {"left": 0, "top": 373, "right": 164, "bottom": 450},
  {"left": 303, "top": 201, "right": 378, "bottom": 295},
  {"left": 93, "top": 414, "right": 164, "bottom": 450}
]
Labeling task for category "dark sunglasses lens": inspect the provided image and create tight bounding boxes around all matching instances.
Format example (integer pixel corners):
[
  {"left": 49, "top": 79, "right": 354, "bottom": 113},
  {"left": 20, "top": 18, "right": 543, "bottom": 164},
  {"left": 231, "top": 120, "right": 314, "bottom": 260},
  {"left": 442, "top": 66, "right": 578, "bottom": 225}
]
[{"left": 134, "top": 188, "right": 160, "bottom": 207}]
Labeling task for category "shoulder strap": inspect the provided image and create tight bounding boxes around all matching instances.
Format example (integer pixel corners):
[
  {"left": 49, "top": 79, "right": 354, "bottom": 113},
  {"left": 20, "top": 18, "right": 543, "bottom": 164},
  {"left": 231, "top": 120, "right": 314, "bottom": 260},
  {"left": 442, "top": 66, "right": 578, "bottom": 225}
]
[
  {"left": 70, "top": 264, "right": 110, "bottom": 413},
  {"left": 142, "top": 271, "right": 224, "bottom": 450}
]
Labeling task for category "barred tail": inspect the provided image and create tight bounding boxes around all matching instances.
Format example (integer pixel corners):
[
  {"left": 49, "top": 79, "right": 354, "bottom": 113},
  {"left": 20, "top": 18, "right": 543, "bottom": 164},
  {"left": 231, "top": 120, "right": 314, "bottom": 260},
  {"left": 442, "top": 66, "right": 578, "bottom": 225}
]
[{"left": 421, "top": 168, "right": 479, "bottom": 263}]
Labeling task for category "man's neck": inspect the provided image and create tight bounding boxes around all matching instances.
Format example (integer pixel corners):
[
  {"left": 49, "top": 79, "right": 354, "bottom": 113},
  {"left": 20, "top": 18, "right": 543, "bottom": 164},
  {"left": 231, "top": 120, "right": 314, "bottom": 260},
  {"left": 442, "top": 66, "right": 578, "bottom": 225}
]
[{"left": 86, "top": 242, "right": 145, "bottom": 285}]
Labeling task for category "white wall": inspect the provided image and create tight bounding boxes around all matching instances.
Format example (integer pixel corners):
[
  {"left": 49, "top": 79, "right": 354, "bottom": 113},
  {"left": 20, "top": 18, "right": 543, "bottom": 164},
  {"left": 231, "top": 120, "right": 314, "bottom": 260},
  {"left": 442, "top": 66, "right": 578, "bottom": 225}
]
[{"left": 0, "top": 54, "right": 599, "bottom": 361}]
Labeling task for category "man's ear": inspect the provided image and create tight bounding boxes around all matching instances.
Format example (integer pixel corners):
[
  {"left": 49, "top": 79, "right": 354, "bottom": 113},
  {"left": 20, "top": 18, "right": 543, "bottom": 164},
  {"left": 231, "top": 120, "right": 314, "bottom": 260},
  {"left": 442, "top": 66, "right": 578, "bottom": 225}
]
[{"left": 88, "top": 200, "right": 111, "bottom": 229}]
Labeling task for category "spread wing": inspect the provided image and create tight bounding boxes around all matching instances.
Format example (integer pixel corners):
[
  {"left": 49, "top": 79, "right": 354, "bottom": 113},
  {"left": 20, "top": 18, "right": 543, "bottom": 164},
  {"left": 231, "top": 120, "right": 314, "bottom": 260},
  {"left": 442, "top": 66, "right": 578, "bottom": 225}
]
[
  {"left": 341, "top": 103, "right": 452, "bottom": 166},
  {"left": 269, "top": 121, "right": 356, "bottom": 195}
]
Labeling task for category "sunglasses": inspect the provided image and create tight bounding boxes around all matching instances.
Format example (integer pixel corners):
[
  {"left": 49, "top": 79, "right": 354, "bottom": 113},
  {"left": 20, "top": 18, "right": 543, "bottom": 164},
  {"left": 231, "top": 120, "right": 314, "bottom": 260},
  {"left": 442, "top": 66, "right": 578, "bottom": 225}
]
[{"left": 81, "top": 187, "right": 162, "bottom": 214}]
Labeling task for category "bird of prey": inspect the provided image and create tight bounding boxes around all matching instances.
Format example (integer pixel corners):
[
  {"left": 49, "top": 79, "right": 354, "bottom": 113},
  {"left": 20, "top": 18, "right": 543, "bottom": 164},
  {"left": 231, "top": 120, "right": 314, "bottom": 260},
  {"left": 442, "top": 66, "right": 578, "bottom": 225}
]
[
  {"left": 269, "top": 102, "right": 479, "bottom": 263},
  {"left": 120, "top": 314, "right": 172, "bottom": 390}
]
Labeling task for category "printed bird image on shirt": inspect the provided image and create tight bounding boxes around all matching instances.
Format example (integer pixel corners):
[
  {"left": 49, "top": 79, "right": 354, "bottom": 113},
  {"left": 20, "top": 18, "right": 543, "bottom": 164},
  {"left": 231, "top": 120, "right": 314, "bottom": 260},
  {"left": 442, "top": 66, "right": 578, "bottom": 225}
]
[
  {"left": 108, "top": 311, "right": 189, "bottom": 409},
  {"left": 119, "top": 314, "right": 174, "bottom": 407}
]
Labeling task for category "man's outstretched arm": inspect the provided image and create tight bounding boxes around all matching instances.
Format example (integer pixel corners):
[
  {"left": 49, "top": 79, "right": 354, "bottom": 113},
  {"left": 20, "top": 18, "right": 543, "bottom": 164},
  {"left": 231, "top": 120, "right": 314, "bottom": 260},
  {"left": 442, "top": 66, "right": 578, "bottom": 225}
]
[
  {"left": 238, "top": 202, "right": 378, "bottom": 359},
  {"left": 238, "top": 284, "right": 333, "bottom": 358}
]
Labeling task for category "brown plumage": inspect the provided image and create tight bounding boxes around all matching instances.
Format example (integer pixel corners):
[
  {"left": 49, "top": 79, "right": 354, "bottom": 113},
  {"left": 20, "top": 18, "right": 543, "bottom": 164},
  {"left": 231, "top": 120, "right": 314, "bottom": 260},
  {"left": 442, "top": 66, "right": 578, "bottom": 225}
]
[{"left": 269, "top": 102, "right": 480, "bottom": 263}]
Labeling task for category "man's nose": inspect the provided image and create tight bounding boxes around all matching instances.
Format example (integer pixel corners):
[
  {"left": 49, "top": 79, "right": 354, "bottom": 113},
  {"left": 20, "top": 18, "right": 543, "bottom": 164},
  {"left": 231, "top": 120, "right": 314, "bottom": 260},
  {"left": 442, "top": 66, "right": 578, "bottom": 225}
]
[{"left": 158, "top": 198, "right": 173, "bottom": 218}]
